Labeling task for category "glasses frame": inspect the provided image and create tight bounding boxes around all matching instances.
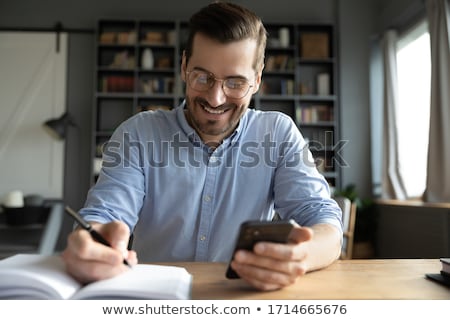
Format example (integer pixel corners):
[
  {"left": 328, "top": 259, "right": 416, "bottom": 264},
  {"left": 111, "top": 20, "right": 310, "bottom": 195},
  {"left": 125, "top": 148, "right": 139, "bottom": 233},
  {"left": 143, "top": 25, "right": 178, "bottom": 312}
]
[{"left": 185, "top": 70, "right": 254, "bottom": 99}]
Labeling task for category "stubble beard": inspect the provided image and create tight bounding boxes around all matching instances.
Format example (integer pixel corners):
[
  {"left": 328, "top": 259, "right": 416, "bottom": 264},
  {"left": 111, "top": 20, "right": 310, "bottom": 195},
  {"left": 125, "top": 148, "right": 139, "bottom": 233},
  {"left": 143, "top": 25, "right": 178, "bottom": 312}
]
[{"left": 185, "top": 95, "right": 241, "bottom": 139}]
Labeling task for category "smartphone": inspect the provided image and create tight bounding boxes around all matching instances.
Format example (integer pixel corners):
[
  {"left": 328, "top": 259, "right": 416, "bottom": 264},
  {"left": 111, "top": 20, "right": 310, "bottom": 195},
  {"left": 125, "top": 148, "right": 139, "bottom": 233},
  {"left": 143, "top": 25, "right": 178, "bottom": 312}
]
[{"left": 225, "top": 219, "right": 296, "bottom": 279}]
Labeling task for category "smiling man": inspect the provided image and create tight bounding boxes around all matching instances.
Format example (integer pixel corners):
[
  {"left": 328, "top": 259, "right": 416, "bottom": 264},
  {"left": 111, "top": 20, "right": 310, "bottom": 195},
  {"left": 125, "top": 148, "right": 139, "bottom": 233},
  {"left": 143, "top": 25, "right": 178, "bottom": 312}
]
[
  {"left": 182, "top": 32, "right": 261, "bottom": 146},
  {"left": 62, "top": 2, "right": 343, "bottom": 291}
]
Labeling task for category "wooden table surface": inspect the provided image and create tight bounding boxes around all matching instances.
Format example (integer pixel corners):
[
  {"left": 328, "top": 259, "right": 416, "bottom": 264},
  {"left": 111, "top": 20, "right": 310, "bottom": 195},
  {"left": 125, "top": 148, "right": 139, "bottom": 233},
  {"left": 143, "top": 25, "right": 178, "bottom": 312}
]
[{"left": 164, "top": 259, "right": 450, "bottom": 299}]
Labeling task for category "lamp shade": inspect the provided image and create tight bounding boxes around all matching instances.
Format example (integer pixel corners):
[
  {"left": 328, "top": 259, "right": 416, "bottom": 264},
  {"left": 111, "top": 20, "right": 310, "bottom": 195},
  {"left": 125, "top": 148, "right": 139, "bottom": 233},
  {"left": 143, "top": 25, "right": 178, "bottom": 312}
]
[{"left": 43, "top": 112, "right": 76, "bottom": 140}]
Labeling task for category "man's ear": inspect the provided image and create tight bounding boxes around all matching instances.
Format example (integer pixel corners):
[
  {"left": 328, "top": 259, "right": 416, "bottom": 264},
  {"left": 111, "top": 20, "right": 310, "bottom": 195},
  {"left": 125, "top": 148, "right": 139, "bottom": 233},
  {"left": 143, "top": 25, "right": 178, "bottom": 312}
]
[
  {"left": 181, "top": 50, "right": 187, "bottom": 82},
  {"left": 252, "top": 65, "right": 264, "bottom": 94}
]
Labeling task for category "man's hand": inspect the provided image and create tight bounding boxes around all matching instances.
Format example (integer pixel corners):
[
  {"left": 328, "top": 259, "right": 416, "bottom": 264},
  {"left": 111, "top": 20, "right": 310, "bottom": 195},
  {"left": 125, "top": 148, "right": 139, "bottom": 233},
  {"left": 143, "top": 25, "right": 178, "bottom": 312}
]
[
  {"left": 230, "top": 223, "right": 341, "bottom": 291},
  {"left": 61, "top": 221, "right": 138, "bottom": 284}
]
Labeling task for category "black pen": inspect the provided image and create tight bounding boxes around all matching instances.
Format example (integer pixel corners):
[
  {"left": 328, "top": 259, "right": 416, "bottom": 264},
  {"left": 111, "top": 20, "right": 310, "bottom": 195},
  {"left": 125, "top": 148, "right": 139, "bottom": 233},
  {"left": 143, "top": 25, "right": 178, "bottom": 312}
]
[{"left": 64, "top": 206, "right": 131, "bottom": 267}]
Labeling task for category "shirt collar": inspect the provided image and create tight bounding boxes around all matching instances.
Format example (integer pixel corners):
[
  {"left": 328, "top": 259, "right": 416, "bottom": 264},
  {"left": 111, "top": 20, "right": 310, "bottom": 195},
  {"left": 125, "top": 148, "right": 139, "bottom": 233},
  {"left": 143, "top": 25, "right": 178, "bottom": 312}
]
[{"left": 175, "top": 100, "right": 248, "bottom": 148}]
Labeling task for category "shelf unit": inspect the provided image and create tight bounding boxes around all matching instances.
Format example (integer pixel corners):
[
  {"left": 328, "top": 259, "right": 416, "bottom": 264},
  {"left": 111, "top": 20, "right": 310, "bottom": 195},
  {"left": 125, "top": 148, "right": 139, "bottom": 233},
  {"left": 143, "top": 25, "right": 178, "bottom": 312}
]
[
  {"left": 256, "top": 23, "right": 339, "bottom": 188},
  {"left": 93, "top": 20, "right": 340, "bottom": 189},
  {"left": 0, "top": 201, "right": 64, "bottom": 260}
]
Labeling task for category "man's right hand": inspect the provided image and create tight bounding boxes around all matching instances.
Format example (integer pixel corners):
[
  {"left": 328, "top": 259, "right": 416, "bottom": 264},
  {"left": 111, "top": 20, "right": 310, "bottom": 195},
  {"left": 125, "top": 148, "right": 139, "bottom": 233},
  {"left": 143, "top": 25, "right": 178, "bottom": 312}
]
[{"left": 61, "top": 221, "right": 138, "bottom": 284}]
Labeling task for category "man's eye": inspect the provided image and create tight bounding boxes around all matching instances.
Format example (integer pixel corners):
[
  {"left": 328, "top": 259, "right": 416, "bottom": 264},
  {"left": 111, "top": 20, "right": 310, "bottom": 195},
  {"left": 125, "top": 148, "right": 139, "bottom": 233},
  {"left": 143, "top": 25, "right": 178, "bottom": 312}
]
[
  {"left": 226, "top": 79, "right": 246, "bottom": 89},
  {"left": 196, "top": 74, "right": 209, "bottom": 84}
]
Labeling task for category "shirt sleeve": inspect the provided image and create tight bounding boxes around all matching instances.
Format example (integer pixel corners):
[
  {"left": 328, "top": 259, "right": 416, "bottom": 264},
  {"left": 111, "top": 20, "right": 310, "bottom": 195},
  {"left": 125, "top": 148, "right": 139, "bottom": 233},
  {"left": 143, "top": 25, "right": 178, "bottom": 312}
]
[
  {"left": 79, "top": 117, "right": 145, "bottom": 231},
  {"left": 271, "top": 114, "right": 343, "bottom": 234}
]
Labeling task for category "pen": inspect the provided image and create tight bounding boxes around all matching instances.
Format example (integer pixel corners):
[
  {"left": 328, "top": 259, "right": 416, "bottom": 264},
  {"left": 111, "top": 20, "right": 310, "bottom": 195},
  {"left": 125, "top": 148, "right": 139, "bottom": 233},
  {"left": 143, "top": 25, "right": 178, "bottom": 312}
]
[{"left": 64, "top": 206, "right": 131, "bottom": 267}]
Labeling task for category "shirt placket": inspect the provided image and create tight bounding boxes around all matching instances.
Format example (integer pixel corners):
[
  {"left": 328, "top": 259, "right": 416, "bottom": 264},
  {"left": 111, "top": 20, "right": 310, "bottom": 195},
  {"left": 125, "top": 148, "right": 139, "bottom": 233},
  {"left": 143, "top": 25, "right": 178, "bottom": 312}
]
[{"left": 194, "top": 147, "right": 221, "bottom": 261}]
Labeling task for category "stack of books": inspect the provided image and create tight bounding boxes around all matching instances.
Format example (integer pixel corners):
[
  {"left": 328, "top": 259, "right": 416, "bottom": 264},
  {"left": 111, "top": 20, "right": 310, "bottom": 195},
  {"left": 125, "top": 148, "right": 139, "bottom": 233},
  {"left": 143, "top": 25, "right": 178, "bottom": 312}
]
[{"left": 426, "top": 258, "right": 450, "bottom": 287}]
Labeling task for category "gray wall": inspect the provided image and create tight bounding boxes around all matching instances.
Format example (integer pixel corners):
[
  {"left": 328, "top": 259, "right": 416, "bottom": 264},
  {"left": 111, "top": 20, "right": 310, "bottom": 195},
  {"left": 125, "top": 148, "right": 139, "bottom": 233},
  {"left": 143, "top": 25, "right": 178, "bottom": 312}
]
[
  {"left": 338, "top": 0, "right": 378, "bottom": 198},
  {"left": 1, "top": 0, "right": 417, "bottom": 249}
]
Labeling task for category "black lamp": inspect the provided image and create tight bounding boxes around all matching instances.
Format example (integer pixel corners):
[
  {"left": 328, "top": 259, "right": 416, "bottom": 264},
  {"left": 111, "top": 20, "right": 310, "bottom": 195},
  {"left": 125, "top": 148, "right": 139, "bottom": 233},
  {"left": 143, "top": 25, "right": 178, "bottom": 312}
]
[{"left": 43, "top": 112, "right": 76, "bottom": 140}]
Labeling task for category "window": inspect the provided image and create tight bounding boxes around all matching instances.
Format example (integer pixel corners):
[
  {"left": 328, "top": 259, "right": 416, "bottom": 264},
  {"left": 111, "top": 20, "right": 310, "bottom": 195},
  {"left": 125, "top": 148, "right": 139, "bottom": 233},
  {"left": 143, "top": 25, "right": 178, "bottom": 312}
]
[{"left": 396, "top": 20, "right": 431, "bottom": 198}]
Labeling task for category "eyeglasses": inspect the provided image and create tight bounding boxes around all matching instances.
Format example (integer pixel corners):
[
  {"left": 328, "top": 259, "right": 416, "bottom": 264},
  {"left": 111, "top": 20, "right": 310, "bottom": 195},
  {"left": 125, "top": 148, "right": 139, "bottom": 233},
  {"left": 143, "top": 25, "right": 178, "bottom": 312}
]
[{"left": 186, "top": 70, "right": 253, "bottom": 99}]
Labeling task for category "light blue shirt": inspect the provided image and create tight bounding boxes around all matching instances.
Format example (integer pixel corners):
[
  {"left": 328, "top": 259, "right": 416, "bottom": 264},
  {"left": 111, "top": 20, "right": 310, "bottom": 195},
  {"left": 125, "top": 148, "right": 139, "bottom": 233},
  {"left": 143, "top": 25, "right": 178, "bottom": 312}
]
[{"left": 80, "top": 102, "right": 342, "bottom": 262}]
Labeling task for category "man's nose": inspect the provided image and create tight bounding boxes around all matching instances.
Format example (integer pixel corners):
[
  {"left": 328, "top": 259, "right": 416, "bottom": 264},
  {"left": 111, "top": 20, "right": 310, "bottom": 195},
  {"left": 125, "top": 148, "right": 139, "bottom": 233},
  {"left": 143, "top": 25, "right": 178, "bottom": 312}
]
[{"left": 206, "top": 80, "right": 227, "bottom": 106}]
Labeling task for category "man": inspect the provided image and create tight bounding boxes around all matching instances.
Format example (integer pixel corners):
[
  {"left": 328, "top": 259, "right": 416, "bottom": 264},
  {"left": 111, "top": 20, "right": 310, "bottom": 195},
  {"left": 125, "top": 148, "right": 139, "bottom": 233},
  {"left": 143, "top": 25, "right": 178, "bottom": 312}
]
[{"left": 62, "top": 2, "right": 342, "bottom": 291}]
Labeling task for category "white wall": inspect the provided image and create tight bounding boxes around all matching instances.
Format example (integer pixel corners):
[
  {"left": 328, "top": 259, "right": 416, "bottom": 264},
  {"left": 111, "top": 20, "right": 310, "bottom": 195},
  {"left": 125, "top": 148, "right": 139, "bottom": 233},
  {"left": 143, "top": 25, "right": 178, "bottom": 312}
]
[{"left": 0, "top": 32, "right": 67, "bottom": 202}]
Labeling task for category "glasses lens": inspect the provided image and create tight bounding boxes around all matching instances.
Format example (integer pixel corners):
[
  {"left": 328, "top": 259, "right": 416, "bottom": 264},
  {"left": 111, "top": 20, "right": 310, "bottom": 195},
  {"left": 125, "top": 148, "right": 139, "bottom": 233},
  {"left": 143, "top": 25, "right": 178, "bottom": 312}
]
[
  {"left": 223, "top": 79, "right": 250, "bottom": 98},
  {"left": 187, "top": 70, "right": 251, "bottom": 99},
  {"left": 188, "top": 71, "right": 210, "bottom": 91}
]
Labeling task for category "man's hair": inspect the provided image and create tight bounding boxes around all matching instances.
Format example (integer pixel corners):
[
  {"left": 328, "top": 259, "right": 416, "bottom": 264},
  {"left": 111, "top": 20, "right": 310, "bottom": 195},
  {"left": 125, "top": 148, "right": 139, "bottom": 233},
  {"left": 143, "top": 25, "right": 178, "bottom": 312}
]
[{"left": 185, "top": 1, "right": 267, "bottom": 72}]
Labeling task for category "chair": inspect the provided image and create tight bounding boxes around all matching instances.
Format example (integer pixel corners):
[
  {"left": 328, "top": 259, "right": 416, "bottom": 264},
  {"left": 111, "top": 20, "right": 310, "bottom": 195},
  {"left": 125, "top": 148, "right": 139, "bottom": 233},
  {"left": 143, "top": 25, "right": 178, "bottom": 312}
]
[
  {"left": 333, "top": 196, "right": 357, "bottom": 259},
  {"left": 273, "top": 196, "right": 357, "bottom": 259}
]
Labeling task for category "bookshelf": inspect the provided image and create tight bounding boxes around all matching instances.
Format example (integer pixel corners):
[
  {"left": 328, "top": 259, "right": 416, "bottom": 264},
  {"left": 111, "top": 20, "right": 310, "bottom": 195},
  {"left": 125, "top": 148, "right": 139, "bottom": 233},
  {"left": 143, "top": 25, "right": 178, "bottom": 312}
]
[
  {"left": 257, "top": 23, "right": 340, "bottom": 189},
  {"left": 92, "top": 20, "right": 340, "bottom": 189},
  {"left": 93, "top": 20, "right": 185, "bottom": 182}
]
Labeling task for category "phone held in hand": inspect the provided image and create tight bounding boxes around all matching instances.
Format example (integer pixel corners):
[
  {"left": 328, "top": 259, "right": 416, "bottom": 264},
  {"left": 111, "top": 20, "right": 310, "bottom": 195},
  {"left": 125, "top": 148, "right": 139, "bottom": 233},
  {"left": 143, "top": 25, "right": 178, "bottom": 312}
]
[{"left": 225, "top": 219, "right": 296, "bottom": 279}]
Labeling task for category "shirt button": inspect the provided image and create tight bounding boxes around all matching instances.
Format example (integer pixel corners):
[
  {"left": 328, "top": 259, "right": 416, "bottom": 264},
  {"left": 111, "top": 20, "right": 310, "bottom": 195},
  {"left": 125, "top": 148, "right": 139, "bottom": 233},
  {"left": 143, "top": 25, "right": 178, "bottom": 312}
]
[
  {"left": 200, "top": 235, "right": 206, "bottom": 241},
  {"left": 204, "top": 195, "right": 211, "bottom": 202}
]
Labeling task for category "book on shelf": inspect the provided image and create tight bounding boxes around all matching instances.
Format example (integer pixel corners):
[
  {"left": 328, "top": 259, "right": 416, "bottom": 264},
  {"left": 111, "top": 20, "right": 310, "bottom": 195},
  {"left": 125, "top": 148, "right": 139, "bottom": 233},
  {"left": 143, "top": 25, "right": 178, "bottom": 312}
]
[
  {"left": 140, "top": 77, "right": 174, "bottom": 94},
  {"left": 300, "top": 32, "right": 329, "bottom": 59},
  {"left": 99, "top": 31, "right": 136, "bottom": 45},
  {"left": 141, "top": 31, "right": 176, "bottom": 45},
  {"left": 260, "top": 79, "right": 294, "bottom": 95},
  {"left": 425, "top": 258, "right": 450, "bottom": 287},
  {"left": 100, "top": 76, "right": 135, "bottom": 93},
  {"left": 296, "top": 105, "right": 333, "bottom": 123},
  {"left": 109, "top": 50, "right": 136, "bottom": 69},
  {"left": 265, "top": 54, "right": 293, "bottom": 71},
  {"left": 0, "top": 254, "right": 192, "bottom": 300}
]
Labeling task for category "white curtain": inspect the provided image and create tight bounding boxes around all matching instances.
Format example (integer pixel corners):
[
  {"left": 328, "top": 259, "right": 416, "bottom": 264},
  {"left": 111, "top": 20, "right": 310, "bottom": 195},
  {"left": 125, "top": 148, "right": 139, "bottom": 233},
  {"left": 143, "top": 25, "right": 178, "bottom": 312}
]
[
  {"left": 424, "top": 0, "right": 450, "bottom": 202},
  {"left": 380, "top": 30, "right": 408, "bottom": 200}
]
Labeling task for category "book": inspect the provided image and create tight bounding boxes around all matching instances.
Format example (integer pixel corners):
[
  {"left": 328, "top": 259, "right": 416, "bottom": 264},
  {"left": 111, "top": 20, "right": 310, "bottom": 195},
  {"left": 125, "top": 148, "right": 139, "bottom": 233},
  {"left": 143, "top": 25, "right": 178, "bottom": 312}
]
[
  {"left": 426, "top": 258, "right": 450, "bottom": 287},
  {"left": 441, "top": 258, "right": 450, "bottom": 274},
  {"left": 300, "top": 32, "right": 329, "bottom": 58},
  {"left": 0, "top": 254, "right": 192, "bottom": 300}
]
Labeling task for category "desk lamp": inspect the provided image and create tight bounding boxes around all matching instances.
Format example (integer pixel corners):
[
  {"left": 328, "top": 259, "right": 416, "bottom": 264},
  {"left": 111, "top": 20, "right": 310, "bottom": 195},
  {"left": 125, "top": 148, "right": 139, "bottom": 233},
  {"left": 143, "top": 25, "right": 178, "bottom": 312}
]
[{"left": 43, "top": 112, "right": 76, "bottom": 140}]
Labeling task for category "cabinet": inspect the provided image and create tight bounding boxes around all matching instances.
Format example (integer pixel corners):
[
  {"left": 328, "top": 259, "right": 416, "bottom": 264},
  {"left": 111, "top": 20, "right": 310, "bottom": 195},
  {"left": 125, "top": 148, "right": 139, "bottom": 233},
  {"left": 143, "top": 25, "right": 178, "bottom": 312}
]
[
  {"left": 93, "top": 20, "right": 340, "bottom": 189},
  {"left": 0, "top": 201, "right": 64, "bottom": 259}
]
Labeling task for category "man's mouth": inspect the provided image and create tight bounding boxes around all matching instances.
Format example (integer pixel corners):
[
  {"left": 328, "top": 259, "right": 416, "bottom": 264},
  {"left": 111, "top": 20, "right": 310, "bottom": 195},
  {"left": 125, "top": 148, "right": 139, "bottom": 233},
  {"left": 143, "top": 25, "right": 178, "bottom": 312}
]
[
  {"left": 203, "top": 105, "right": 225, "bottom": 114},
  {"left": 200, "top": 101, "right": 229, "bottom": 115}
]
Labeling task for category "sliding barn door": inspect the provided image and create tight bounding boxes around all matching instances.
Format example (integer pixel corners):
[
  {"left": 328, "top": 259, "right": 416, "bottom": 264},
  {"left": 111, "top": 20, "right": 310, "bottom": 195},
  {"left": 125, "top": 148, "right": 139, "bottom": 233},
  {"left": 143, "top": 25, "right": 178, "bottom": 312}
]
[{"left": 0, "top": 32, "right": 67, "bottom": 200}]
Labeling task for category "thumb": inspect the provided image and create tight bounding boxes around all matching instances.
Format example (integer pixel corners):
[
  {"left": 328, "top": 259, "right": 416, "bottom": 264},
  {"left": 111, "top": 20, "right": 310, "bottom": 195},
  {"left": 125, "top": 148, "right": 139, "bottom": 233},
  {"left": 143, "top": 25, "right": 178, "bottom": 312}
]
[{"left": 102, "top": 221, "right": 131, "bottom": 259}]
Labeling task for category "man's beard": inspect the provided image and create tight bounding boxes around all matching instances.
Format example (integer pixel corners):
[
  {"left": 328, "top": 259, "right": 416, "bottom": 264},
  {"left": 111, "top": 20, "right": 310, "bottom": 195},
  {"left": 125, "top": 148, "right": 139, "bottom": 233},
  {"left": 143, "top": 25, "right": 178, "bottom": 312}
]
[{"left": 185, "top": 95, "right": 240, "bottom": 138}]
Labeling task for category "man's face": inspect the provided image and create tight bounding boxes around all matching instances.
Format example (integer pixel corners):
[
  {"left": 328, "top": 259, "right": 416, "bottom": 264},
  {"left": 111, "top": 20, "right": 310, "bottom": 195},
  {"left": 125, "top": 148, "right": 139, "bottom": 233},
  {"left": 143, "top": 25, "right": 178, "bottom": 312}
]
[{"left": 181, "top": 33, "right": 261, "bottom": 145}]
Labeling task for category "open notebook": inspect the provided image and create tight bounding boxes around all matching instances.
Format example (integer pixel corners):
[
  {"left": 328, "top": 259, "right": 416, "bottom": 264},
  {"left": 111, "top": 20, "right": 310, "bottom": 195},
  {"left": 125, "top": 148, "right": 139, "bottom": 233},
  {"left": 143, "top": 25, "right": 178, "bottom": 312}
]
[{"left": 0, "top": 254, "right": 192, "bottom": 299}]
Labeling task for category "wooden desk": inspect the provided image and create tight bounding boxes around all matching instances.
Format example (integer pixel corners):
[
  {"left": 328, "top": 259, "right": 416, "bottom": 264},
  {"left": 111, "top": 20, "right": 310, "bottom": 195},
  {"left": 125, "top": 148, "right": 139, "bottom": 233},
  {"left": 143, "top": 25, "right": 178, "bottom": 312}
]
[{"left": 166, "top": 259, "right": 450, "bottom": 299}]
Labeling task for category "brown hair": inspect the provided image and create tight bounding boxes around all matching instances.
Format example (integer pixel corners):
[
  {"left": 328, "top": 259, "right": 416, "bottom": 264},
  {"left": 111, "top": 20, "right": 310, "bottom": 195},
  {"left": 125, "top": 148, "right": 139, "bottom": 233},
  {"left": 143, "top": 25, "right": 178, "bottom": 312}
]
[{"left": 184, "top": 2, "right": 267, "bottom": 72}]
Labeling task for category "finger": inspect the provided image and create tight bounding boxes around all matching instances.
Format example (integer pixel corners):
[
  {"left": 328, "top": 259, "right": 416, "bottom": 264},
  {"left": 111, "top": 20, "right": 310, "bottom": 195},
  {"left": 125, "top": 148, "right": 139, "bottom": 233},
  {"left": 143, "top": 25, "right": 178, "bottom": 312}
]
[
  {"left": 67, "top": 227, "right": 126, "bottom": 266},
  {"left": 62, "top": 229, "right": 133, "bottom": 283},
  {"left": 125, "top": 250, "right": 139, "bottom": 266},
  {"left": 288, "top": 226, "right": 313, "bottom": 243},
  {"left": 234, "top": 249, "right": 306, "bottom": 276},
  {"left": 101, "top": 221, "right": 131, "bottom": 259},
  {"left": 230, "top": 259, "right": 299, "bottom": 291},
  {"left": 62, "top": 250, "right": 130, "bottom": 284},
  {"left": 249, "top": 226, "right": 313, "bottom": 260}
]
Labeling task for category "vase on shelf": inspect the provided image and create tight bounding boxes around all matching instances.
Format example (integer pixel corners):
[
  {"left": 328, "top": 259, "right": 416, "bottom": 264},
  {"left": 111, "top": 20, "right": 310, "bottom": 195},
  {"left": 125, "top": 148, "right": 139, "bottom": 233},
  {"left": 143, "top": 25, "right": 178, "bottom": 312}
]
[{"left": 141, "top": 48, "right": 154, "bottom": 69}]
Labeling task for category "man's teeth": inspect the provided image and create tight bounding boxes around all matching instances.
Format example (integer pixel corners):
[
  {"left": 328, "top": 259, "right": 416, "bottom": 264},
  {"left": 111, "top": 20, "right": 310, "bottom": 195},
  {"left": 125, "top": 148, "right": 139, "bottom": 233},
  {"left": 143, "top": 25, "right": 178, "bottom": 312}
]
[{"left": 203, "top": 105, "right": 225, "bottom": 114}]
